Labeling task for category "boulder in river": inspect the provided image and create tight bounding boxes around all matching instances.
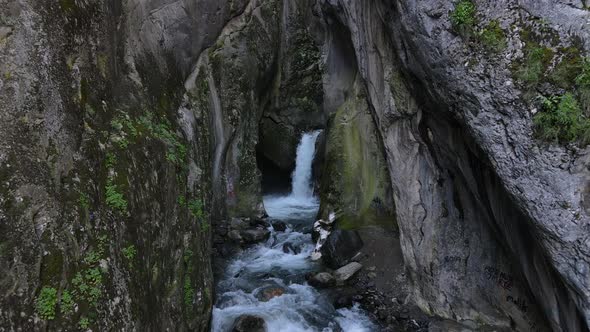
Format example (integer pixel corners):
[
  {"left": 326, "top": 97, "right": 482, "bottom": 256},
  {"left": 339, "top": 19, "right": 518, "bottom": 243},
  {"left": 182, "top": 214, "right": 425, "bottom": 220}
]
[
  {"left": 320, "top": 229, "right": 363, "bottom": 269},
  {"left": 249, "top": 217, "right": 271, "bottom": 228},
  {"left": 282, "top": 242, "right": 300, "bottom": 254},
  {"left": 256, "top": 286, "right": 286, "bottom": 302},
  {"left": 272, "top": 221, "right": 287, "bottom": 232},
  {"left": 228, "top": 230, "right": 243, "bottom": 242},
  {"left": 308, "top": 272, "right": 336, "bottom": 288},
  {"left": 334, "top": 295, "right": 353, "bottom": 309},
  {"left": 230, "top": 218, "right": 250, "bottom": 230},
  {"left": 232, "top": 315, "right": 267, "bottom": 332},
  {"left": 241, "top": 228, "right": 271, "bottom": 244}
]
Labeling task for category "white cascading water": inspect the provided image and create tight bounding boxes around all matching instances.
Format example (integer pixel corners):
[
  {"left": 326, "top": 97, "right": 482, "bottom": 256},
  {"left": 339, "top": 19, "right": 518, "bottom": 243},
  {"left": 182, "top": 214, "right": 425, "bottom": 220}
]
[
  {"left": 291, "top": 130, "right": 321, "bottom": 198},
  {"left": 211, "top": 131, "right": 376, "bottom": 332}
]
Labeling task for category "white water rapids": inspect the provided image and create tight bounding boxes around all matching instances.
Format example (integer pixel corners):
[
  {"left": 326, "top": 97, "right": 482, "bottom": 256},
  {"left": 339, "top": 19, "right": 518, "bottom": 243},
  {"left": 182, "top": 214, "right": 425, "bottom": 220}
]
[{"left": 211, "top": 131, "right": 376, "bottom": 331}]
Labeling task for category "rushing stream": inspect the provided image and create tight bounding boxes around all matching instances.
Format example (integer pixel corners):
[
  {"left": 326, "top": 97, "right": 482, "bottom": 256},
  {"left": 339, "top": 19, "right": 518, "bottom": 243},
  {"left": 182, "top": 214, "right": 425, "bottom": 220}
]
[{"left": 211, "top": 131, "right": 376, "bottom": 331}]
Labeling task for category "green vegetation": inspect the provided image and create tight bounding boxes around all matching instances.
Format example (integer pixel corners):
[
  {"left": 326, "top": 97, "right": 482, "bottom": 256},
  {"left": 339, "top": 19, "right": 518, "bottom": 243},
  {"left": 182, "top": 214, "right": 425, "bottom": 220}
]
[
  {"left": 112, "top": 111, "right": 188, "bottom": 167},
  {"left": 450, "top": 0, "right": 477, "bottom": 37},
  {"left": 450, "top": 3, "right": 507, "bottom": 53},
  {"left": 552, "top": 47, "right": 584, "bottom": 89},
  {"left": 79, "top": 316, "right": 91, "bottom": 329},
  {"left": 72, "top": 267, "right": 103, "bottom": 307},
  {"left": 59, "top": 290, "right": 75, "bottom": 315},
  {"left": 533, "top": 93, "right": 590, "bottom": 144},
  {"left": 82, "top": 250, "right": 101, "bottom": 265},
  {"left": 188, "top": 199, "right": 204, "bottom": 221},
  {"left": 36, "top": 286, "right": 58, "bottom": 320},
  {"left": 516, "top": 45, "right": 554, "bottom": 88},
  {"left": 105, "top": 152, "right": 116, "bottom": 169},
  {"left": 480, "top": 20, "right": 506, "bottom": 52},
  {"left": 188, "top": 198, "right": 209, "bottom": 231},
  {"left": 576, "top": 57, "right": 590, "bottom": 87},
  {"left": 184, "top": 278, "right": 195, "bottom": 307},
  {"left": 122, "top": 244, "right": 137, "bottom": 261},
  {"left": 177, "top": 195, "right": 187, "bottom": 207},
  {"left": 576, "top": 57, "right": 590, "bottom": 110},
  {"left": 105, "top": 180, "right": 128, "bottom": 213},
  {"left": 183, "top": 249, "right": 195, "bottom": 309},
  {"left": 72, "top": 236, "right": 108, "bottom": 309},
  {"left": 78, "top": 192, "right": 90, "bottom": 209}
]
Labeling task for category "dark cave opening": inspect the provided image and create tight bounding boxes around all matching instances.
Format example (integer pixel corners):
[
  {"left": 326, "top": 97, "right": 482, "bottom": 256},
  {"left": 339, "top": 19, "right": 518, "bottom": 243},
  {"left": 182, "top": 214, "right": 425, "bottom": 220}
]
[{"left": 256, "top": 147, "right": 293, "bottom": 195}]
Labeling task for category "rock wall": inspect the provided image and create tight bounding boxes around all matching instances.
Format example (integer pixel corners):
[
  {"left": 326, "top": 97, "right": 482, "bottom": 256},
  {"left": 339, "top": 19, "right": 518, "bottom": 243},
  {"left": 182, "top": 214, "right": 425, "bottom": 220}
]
[
  {"left": 316, "top": 0, "right": 590, "bottom": 331},
  {"left": 317, "top": 74, "right": 395, "bottom": 228},
  {"left": 258, "top": 0, "right": 326, "bottom": 174},
  {"left": 183, "top": 0, "right": 282, "bottom": 219},
  {"left": 0, "top": 0, "right": 255, "bottom": 329}
]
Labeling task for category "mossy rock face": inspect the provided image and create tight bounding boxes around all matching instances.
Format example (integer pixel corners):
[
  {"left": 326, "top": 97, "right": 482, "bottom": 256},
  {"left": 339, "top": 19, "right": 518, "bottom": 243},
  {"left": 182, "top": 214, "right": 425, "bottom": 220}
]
[
  {"left": 0, "top": 0, "right": 216, "bottom": 329},
  {"left": 318, "top": 87, "right": 395, "bottom": 230},
  {"left": 189, "top": 0, "right": 282, "bottom": 219}
]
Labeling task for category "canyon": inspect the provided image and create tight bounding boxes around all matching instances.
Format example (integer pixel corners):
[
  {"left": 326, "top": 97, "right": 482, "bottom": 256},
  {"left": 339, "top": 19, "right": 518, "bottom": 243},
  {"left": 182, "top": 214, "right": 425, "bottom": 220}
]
[{"left": 0, "top": 0, "right": 589, "bottom": 331}]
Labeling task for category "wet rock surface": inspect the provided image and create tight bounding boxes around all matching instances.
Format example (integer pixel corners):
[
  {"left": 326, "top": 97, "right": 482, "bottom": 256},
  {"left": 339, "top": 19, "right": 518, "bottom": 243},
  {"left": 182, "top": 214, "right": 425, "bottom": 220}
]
[
  {"left": 308, "top": 272, "right": 336, "bottom": 289},
  {"left": 256, "top": 286, "right": 287, "bottom": 302},
  {"left": 231, "top": 315, "right": 267, "bottom": 332},
  {"left": 320, "top": 229, "right": 364, "bottom": 269}
]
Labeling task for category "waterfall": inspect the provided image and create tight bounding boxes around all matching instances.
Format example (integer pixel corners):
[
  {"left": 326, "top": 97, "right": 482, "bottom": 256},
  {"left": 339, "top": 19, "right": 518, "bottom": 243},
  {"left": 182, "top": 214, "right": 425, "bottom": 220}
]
[
  {"left": 291, "top": 130, "right": 321, "bottom": 198},
  {"left": 214, "top": 129, "right": 376, "bottom": 331}
]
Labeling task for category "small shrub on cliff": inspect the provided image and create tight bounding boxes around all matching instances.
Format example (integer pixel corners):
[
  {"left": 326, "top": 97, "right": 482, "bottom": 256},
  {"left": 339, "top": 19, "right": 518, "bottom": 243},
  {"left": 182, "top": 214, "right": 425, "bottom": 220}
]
[
  {"left": 551, "top": 47, "right": 583, "bottom": 89},
  {"left": 105, "top": 180, "right": 127, "bottom": 213},
  {"left": 122, "top": 244, "right": 137, "bottom": 261},
  {"left": 516, "top": 46, "right": 554, "bottom": 88},
  {"left": 36, "top": 286, "right": 58, "bottom": 320},
  {"left": 79, "top": 317, "right": 91, "bottom": 329},
  {"left": 78, "top": 192, "right": 90, "bottom": 209},
  {"left": 451, "top": 0, "right": 477, "bottom": 37},
  {"left": 480, "top": 20, "right": 507, "bottom": 52},
  {"left": 72, "top": 267, "right": 103, "bottom": 307},
  {"left": 534, "top": 93, "right": 590, "bottom": 144},
  {"left": 59, "top": 290, "right": 75, "bottom": 315},
  {"left": 188, "top": 199, "right": 204, "bottom": 221}
]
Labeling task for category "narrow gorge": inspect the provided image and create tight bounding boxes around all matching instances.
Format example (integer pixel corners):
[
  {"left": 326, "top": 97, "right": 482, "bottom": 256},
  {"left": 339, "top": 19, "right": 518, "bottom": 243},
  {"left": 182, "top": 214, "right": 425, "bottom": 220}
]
[{"left": 1, "top": 0, "right": 590, "bottom": 331}]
